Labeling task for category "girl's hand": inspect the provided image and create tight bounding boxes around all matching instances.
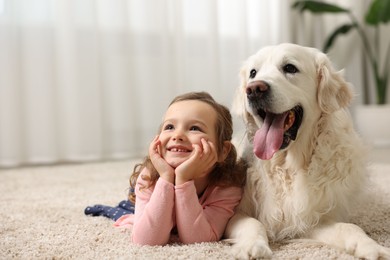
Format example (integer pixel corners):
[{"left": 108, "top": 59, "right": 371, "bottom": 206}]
[
  {"left": 175, "top": 138, "right": 218, "bottom": 185},
  {"left": 149, "top": 135, "right": 175, "bottom": 184}
]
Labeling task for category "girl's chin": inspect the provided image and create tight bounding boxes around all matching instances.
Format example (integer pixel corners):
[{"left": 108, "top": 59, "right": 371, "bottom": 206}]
[{"left": 166, "top": 159, "right": 185, "bottom": 168}]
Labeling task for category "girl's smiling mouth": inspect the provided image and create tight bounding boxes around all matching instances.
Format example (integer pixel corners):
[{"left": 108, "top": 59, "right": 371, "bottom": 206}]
[{"left": 167, "top": 146, "right": 192, "bottom": 153}]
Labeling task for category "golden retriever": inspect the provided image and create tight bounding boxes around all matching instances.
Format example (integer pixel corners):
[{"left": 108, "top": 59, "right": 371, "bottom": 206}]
[{"left": 224, "top": 43, "right": 390, "bottom": 259}]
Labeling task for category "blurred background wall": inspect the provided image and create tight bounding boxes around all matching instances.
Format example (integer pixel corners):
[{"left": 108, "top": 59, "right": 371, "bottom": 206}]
[{"left": 0, "top": 0, "right": 386, "bottom": 167}]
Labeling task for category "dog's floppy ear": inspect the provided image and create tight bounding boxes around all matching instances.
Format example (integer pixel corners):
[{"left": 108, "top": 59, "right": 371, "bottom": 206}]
[
  {"left": 316, "top": 53, "right": 353, "bottom": 114},
  {"left": 232, "top": 63, "right": 258, "bottom": 141},
  {"left": 232, "top": 64, "right": 249, "bottom": 120}
]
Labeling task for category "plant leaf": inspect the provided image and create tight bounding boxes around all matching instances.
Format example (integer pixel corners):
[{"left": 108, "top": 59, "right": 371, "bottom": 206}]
[
  {"left": 365, "top": 0, "right": 390, "bottom": 25},
  {"left": 384, "top": 43, "right": 390, "bottom": 79},
  {"left": 323, "top": 23, "right": 357, "bottom": 52},
  {"left": 380, "top": 43, "right": 390, "bottom": 103},
  {"left": 292, "top": 0, "right": 349, "bottom": 13}
]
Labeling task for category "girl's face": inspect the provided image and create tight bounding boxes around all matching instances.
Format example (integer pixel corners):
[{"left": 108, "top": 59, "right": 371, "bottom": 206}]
[{"left": 158, "top": 100, "right": 218, "bottom": 168}]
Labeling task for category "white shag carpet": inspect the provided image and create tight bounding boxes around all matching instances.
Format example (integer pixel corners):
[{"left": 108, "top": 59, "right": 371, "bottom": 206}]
[{"left": 1, "top": 159, "right": 389, "bottom": 259}]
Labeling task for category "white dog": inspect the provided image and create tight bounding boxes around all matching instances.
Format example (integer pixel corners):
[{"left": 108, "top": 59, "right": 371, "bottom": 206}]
[{"left": 224, "top": 43, "right": 390, "bottom": 260}]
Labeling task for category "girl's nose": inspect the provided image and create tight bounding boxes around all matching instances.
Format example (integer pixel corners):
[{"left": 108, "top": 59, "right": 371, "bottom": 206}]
[
  {"left": 172, "top": 135, "right": 184, "bottom": 141},
  {"left": 172, "top": 130, "right": 184, "bottom": 141}
]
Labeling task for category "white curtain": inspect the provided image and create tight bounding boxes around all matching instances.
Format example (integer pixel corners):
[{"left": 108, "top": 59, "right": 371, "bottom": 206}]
[{"left": 0, "top": 0, "right": 376, "bottom": 167}]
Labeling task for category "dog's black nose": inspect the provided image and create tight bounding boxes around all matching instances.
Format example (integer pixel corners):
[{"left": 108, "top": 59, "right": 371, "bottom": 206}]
[{"left": 246, "top": 81, "right": 269, "bottom": 100}]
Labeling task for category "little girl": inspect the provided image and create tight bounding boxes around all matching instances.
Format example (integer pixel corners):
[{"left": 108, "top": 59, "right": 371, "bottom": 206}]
[{"left": 114, "top": 91, "right": 246, "bottom": 246}]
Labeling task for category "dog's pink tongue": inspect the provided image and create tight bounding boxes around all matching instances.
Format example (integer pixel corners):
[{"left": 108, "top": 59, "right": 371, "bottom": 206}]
[{"left": 253, "top": 112, "right": 288, "bottom": 160}]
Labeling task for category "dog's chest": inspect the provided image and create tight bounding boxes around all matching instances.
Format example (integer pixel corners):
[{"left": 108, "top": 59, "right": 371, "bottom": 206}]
[
  {"left": 263, "top": 167, "right": 300, "bottom": 213},
  {"left": 249, "top": 164, "right": 301, "bottom": 211},
  {"left": 248, "top": 163, "right": 319, "bottom": 239}
]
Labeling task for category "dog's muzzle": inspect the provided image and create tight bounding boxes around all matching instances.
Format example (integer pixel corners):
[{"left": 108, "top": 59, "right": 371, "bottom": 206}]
[{"left": 246, "top": 81, "right": 303, "bottom": 160}]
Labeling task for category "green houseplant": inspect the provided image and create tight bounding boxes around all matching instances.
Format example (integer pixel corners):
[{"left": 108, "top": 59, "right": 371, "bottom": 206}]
[{"left": 292, "top": 0, "right": 390, "bottom": 105}]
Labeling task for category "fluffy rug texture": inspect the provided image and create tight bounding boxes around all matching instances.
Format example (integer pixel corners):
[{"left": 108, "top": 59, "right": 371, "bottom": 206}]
[{"left": 1, "top": 159, "right": 389, "bottom": 259}]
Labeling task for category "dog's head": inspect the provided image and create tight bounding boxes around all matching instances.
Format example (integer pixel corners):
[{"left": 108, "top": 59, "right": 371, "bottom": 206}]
[{"left": 233, "top": 43, "right": 353, "bottom": 160}]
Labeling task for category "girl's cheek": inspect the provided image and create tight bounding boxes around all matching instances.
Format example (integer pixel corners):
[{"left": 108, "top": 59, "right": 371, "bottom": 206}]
[
  {"left": 158, "top": 133, "right": 168, "bottom": 142},
  {"left": 196, "top": 137, "right": 205, "bottom": 145}
]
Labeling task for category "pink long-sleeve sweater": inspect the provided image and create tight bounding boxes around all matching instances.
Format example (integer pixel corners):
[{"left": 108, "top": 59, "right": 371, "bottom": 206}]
[{"left": 114, "top": 168, "right": 242, "bottom": 246}]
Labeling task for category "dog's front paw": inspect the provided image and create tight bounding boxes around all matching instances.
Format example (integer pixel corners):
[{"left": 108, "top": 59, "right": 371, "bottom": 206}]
[
  {"left": 376, "top": 245, "right": 390, "bottom": 260},
  {"left": 231, "top": 238, "right": 272, "bottom": 260},
  {"left": 348, "top": 237, "right": 390, "bottom": 260},
  {"left": 380, "top": 246, "right": 390, "bottom": 260},
  {"left": 356, "top": 244, "right": 390, "bottom": 260}
]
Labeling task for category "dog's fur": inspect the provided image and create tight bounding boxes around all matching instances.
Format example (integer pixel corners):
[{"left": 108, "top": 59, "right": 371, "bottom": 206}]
[{"left": 224, "top": 43, "right": 390, "bottom": 259}]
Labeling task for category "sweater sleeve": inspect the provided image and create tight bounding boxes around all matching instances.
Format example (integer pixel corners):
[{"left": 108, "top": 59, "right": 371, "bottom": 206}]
[
  {"left": 131, "top": 170, "right": 175, "bottom": 246},
  {"left": 174, "top": 181, "right": 242, "bottom": 244}
]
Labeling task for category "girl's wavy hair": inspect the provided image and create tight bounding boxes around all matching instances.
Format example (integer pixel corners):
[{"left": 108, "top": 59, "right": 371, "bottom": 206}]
[{"left": 128, "top": 91, "right": 246, "bottom": 203}]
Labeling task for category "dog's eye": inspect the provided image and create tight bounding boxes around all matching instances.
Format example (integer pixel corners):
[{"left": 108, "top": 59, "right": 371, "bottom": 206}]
[
  {"left": 283, "top": 64, "right": 299, "bottom": 74},
  {"left": 249, "top": 69, "right": 257, "bottom": 79}
]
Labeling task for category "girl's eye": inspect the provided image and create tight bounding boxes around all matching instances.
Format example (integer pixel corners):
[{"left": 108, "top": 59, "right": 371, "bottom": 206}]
[
  {"left": 163, "top": 124, "right": 174, "bottom": 130},
  {"left": 190, "top": 126, "right": 202, "bottom": 131}
]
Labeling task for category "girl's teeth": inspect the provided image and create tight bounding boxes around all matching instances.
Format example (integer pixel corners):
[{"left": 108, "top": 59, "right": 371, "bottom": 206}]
[{"left": 172, "top": 148, "right": 187, "bottom": 152}]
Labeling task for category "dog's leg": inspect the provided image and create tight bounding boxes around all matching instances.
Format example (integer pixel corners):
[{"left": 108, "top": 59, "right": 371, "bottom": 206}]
[
  {"left": 306, "top": 222, "right": 390, "bottom": 260},
  {"left": 225, "top": 212, "right": 272, "bottom": 259}
]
